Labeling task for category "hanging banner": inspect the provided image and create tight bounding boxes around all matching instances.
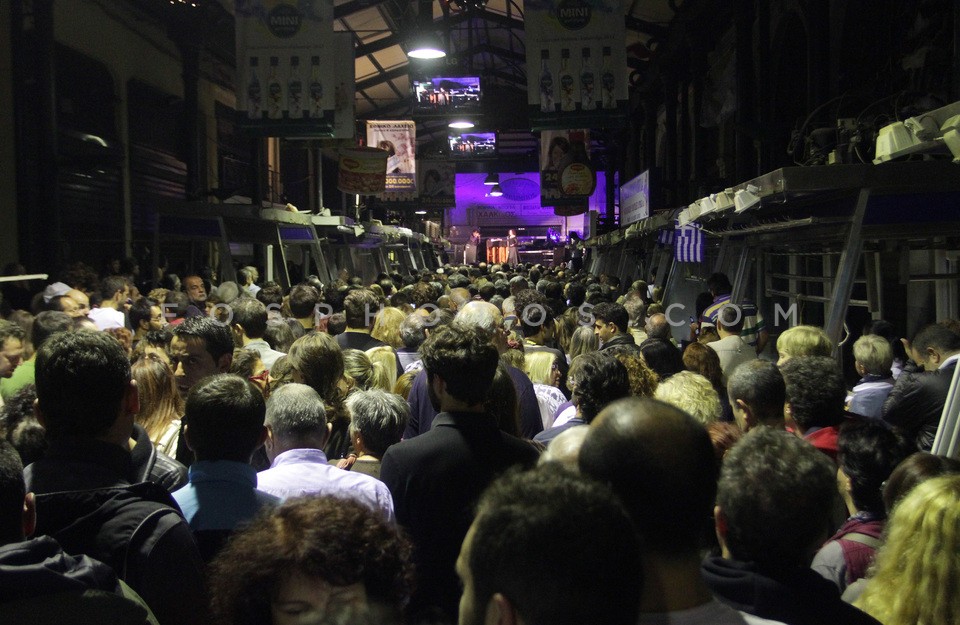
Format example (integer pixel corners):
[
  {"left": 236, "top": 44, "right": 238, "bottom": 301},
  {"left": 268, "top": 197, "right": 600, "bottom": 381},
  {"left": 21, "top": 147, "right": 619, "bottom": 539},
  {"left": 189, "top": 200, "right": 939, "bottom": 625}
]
[
  {"left": 541, "top": 129, "right": 594, "bottom": 213},
  {"left": 337, "top": 147, "right": 387, "bottom": 195},
  {"left": 418, "top": 160, "right": 456, "bottom": 208},
  {"left": 331, "top": 32, "right": 356, "bottom": 139},
  {"left": 620, "top": 170, "right": 650, "bottom": 225},
  {"left": 525, "top": 0, "right": 629, "bottom": 129},
  {"left": 235, "top": 0, "right": 338, "bottom": 134},
  {"left": 366, "top": 120, "right": 417, "bottom": 198}
]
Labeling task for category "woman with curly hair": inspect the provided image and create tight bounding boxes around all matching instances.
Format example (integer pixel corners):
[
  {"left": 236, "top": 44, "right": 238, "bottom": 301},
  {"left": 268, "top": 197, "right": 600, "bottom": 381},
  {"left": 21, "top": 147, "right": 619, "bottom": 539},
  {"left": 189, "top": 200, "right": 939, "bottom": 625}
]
[
  {"left": 604, "top": 344, "right": 659, "bottom": 399},
  {"left": 653, "top": 370, "right": 722, "bottom": 425},
  {"left": 854, "top": 475, "right": 960, "bottom": 625},
  {"left": 208, "top": 496, "right": 414, "bottom": 625},
  {"left": 287, "top": 333, "right": 351, "bottom": 460}
]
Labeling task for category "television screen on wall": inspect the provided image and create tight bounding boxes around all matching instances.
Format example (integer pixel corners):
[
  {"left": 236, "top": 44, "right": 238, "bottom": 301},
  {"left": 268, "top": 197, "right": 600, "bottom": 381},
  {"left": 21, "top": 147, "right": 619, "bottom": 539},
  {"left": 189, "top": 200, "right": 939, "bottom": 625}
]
[
  {"left": 413, "top": 76, "right": 481, "bottom": 111},
  {"left": 448, "top": 132, "right": 496, "bottom": 157}
]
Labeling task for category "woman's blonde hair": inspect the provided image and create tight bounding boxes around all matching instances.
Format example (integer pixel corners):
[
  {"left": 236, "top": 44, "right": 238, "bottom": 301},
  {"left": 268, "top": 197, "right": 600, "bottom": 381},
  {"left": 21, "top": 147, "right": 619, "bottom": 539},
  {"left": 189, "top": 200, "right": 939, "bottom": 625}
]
[
  {"left": 568, "top": 324, "right": 598, "bottom": 361},
  {"left": 343, "top": 348, "right": 390, "bottom": 392},
  {"left": 365, "top": 345, "right": 398, "bottom": 391},
  {"left": 653, "top": 370, "right": 721, "bottom": 425},
  {"left": 856, "top": 474, "right": 960, "bottom": 625},
  {"left": 523, "top": 350, "right": 556, "bottom": 386},
  {"left": 131, "top": 356, "right": 184, "bottom": 444},
  {"left": 853, "top": 334, "right": 893, "bottom": 375},
  {"left": 776, "top": 325, "right": 832, "bottom": 361},
  {"left": 371, "top": 306, "right": 405, "bottom": 349}
]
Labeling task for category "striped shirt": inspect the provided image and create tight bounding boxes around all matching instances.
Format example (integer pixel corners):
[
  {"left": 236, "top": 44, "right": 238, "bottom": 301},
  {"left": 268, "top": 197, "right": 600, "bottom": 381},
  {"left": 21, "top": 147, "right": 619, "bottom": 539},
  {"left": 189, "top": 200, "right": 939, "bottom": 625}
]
[{"left": 700, "top": 294, "right": 766, "bottom": 347}]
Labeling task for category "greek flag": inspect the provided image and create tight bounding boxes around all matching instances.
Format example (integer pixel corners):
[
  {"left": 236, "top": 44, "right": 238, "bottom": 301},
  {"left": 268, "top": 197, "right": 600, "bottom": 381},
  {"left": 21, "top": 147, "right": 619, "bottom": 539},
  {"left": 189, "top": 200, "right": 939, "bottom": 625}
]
[
  {"left": 674, "top": 220, "right": 704, "bottom": 263},
  {"left": 657, "top": 229, "right": 675, "bottom": 246}
]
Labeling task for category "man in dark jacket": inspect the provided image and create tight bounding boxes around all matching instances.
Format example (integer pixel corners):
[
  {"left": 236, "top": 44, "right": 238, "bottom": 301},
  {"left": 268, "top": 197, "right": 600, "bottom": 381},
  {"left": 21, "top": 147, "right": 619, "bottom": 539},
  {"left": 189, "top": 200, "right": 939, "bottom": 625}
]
[
  {"left": 593, "top": 302, "right": 642, "bottom": 352},
  {"left": 405, "top": 301, "right": 542, "bottom": 439},
  {"left": 382, "top": 324, "right": 539, "bottom": 622},
  {"left": 0, "top": 441, "right": 156, "bottom": 624},
  {"left": 24, "top": 331, "right": 206, "bottom": 625},
  {"left": 883, "top": 323, "right": 960, "bottom": 450},
  {"left": 703, "top": 427, "right": 880, "bottom": 625}
]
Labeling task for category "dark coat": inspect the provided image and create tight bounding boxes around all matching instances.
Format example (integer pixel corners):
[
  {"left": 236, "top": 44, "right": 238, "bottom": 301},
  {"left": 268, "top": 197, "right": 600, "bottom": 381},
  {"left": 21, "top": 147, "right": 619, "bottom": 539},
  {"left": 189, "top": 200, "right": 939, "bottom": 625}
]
[
  {"left": 702, "top": 556, "right": 881, "bottom": 625},
  {"left": 0, "top": 536, "right": 155, "bottom": 624},
  {"left": 25, "top": 439, "right": 206, "bottom": 625},
  {"left": 883, "top": 359, "right": 957, "bottom": 450},
  {"left": 381, "top": 411, "right": 539, "bottom": 621}
]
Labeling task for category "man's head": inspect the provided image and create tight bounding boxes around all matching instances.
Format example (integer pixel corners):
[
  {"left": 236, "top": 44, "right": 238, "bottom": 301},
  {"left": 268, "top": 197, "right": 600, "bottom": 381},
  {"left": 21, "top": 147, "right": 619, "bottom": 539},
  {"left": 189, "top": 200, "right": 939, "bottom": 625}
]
[
  {"left": 592, "top": 302, "right": 629, "bottom": 344},
  {"left": 727, "top": 360, "right": 786, "bottom": 431},
  {"left": 580, "top": 398, "right": 718, "bottom": 556},
  {"left": 0, "top": 441, "right": 34, "bottom": 546},
  {"left": 644, "top": 313, "right": 671, "bottom": 341},
  {"left": 264, "top": 383, "right": 327, "bottom": 462},
  {"left": 170, "top": 316, "right": 234, "bottom": 397},
  {"left": 716, "top": 304, "right": 744, "bottom": 336},
  {"left": 183, "top": 274, "right": 207, "bottom": 304},
  {"left": 0, "top": 321, "right": 25, "bottom": 376},
  {"left": 837, "top": 421, "right": 914, "bottom": 516},
  {"left": 622, "top": 292, "right": 646, "bottom": 328},
  {"left": 99, "top": 275, "right": 129, "bottom": 305},
  {"left": 31, "top": 311, "right": 74, "bottom": 353},
  {"left": 705, "top": 272, "right": 732, "bottom": 297},
  {"left": 399, "top": 313, "right": 428, "bottom": 350},
  {"left": 230, "top": 297, "right": 268, "bottom": 340},
  {"left": 459, "top": 467, "right": 641, "bottom": 625},
  {"left": 344, "top": 289, "right": 380, "bottom": 330},
  {"left": 346, "top": 388, "right": 409, "bottom": 458},
  {"left": 455, "top": 300, "right": 507, "bottom": 353},
  {"left": 715, "top": 427, "right": 838, "bottom": 567},
  {"left": 65, "top": 289, "right": 91, "bottom": 317},
  {"left": 288, "top": 284, "right": 320, "bottom": 320},
  {"left": 780, "top": 356, "right": 846, "bottom": 433},
  {"left": 184, "top": 374, "right": 267, "bottom": 462},
  {"left": 910, "top": 323, "right": 960, "bottom": 371},
  {"left": 129, "top": 297, "right": 166, "bottom": 335},
  {"left": 567, "top": 352, "right": 631, "bottom": 423},
  {"left": 421, "top": 324, "right": 499, "bottom": 411},
  {"left": 35, "top": 331, "right": 136, "bottom": 444},
  {"left": 514, "top": 289, "right": 551, "bottom": 338}
]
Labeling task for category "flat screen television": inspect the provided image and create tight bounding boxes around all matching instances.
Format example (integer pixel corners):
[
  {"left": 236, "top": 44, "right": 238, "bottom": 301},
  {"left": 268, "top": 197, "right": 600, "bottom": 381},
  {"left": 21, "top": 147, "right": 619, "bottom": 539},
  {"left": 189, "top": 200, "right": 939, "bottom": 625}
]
[
  {"left": 413, "top": 76, "right": 481, "bottom": 111},
  {"left": 448, "top": 132, "right": 496, "bottom": 157}
]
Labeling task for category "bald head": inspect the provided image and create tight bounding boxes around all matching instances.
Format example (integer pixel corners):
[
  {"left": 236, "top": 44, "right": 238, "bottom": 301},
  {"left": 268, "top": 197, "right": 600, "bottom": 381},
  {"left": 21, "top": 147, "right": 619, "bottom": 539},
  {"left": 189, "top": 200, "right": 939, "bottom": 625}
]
[
  {"left": 579, "top": 398, "right": 717, "bottom": 555},
  {"left": 645, "top": 313, "right": 671, "bottom": 341},
  {"left": 456, "top": 300, "right": 502, "bottom": 334}
]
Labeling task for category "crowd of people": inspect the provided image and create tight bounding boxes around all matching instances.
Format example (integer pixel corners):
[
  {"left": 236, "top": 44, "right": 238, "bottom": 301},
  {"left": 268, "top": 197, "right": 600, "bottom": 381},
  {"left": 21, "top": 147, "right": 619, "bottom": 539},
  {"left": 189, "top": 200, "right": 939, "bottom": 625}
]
[{"left": 0, "top": 257, "right": 958, "bottom": 625}]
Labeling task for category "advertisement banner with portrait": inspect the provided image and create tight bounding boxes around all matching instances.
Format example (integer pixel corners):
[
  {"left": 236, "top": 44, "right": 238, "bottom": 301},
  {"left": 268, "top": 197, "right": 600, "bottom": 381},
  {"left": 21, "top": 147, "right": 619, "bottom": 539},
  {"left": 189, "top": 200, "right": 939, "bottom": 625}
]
[
  {"left": 366, "top": 121, "right": 417, "bottom": 198},
  {"left": 541, "top": 129, "right": 594, "bottom": 213},
  {"left": 525, "top": 0, "right": 628, "bottom": 129},
  {"left": 418, "top": 161, "right": 456, "bottom": 209},
  {"left": 235, "top": 0, "right": 339, "bottom": 132}
]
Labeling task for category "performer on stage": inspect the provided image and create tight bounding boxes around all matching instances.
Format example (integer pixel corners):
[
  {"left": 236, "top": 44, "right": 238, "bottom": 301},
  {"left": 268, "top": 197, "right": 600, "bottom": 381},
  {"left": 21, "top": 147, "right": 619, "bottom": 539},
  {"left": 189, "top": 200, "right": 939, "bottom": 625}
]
[
  {"left": 507, "top": 229, "right": 519, "bottom": 266},
  {"left": 465, "top": 228, "right": 480, "bottom": 264}
]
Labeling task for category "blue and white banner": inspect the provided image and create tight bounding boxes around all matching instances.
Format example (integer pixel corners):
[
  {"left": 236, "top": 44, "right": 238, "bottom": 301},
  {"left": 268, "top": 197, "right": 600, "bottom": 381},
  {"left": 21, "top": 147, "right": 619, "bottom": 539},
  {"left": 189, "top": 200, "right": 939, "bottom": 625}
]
[
  {"left": 674, "top": 220, "right": 704, "bottom": 263},
  {"left": 657, "top": 228, "right": 674, "bottom": 247}
]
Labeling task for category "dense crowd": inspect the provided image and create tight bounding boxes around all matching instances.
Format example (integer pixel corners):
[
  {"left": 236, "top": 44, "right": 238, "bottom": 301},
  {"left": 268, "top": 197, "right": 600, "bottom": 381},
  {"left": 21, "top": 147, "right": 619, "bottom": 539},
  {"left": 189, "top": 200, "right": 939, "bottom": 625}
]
[{"left": 0, "top": 258, "right": 958, "bottom": 625}]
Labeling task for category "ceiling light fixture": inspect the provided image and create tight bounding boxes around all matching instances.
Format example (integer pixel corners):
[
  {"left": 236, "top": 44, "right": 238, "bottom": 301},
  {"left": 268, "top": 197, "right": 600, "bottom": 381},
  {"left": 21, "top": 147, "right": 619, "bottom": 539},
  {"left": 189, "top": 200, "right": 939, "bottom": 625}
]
[
  {"left": 414, "top": 209, "right": 427, "bottom": 215},
  {"left": 408, "top": 33, "right": 446, "bottom": 59},
  {"left": 488, "top": 184, "right": 503, "bottom": 197},
  {"left": 448, "top": 120, "right": 475, "bottom": 129},
  {"left": 483, "top": 172, "right": 499, "bottom": 186}
]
